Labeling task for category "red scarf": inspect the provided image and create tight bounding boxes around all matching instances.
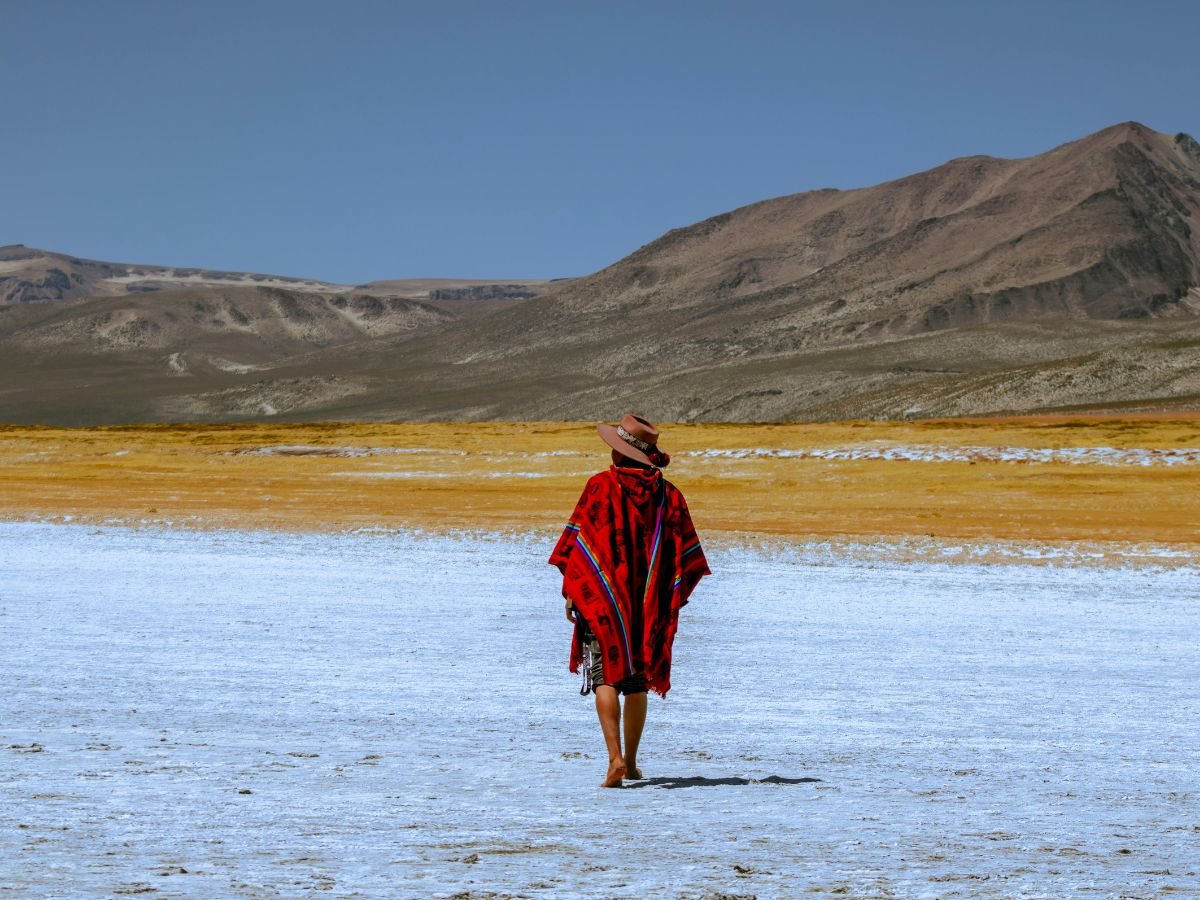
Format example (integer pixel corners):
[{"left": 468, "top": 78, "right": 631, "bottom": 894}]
[{"left": 549, "top": 465, "right": 711, "bottom": 697}]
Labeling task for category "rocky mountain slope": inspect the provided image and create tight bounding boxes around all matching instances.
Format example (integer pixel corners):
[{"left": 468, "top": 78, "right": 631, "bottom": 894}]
[{"left": 2, "top": 122, "right": 1198, "bottom": 424}]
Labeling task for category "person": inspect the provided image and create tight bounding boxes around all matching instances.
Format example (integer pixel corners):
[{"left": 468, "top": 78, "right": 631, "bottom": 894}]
[{"left": 549, "top": 413, "right": 711, "bottom": 788}]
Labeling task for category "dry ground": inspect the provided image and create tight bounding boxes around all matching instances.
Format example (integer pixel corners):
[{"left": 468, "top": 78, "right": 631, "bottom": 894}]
[
  {"left": 5, "top": 524, "right": 1197, "bottom": 896},
  {"left": 1, "top": 418, "right": 1197, "bottom": 555}
]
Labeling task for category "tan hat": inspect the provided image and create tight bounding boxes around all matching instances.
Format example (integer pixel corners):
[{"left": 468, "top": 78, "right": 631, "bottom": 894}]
[{"left": 597, "top": 413, "right": 669, "bottom": 467}]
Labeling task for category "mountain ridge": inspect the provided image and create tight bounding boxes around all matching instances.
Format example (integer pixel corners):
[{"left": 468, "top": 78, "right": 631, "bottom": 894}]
[
  {"left": 0, "top": 243, "right": 554, "bottom": 306},
  {"left": 2, "top": 120, "right": 1199, "bottom": 424}
]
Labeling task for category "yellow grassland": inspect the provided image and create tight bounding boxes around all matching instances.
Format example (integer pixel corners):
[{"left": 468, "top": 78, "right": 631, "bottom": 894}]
[{"left": 1, "top": 419, "right": 1197, "bottom": 555}]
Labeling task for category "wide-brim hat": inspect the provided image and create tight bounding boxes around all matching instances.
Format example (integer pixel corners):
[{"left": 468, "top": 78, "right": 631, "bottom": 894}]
[{"left": 597, "top": 413, "right": 667, "bottom": 467}]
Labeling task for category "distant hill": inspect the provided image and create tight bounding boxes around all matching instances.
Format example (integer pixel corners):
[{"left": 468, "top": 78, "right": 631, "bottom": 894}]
[
  {"left": 0, "top": 244, "right": 553, "bottom": 307},
  {"left": 2, "top": 121, "right": 1198, "bottom": 424},
  {"left": 0, "top": 245, "right": 344, "bottom": 304}
]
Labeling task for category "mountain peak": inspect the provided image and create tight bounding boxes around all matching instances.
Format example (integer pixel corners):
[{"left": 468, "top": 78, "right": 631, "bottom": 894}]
[
  {"left": 1102, "top": 119, "right": 1156, "bottom": 136},
  {"left": 1061, "top": 120, "right": 1165, "bottom": 155}
]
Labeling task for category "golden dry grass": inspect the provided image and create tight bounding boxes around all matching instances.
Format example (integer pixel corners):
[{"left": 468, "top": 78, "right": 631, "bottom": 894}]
[{"left": 2, "top": 419, "right": 1197, "bottom": 556}]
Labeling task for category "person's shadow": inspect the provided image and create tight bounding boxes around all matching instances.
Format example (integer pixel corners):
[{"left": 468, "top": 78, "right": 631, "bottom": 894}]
[{"left": 625, "top": 775, "right": 821, "bottom": 789}]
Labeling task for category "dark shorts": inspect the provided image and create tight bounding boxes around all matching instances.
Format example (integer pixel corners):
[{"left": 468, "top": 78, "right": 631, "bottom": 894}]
[{"left": 582, "top": 629, "right": 647, "bottom": 696}]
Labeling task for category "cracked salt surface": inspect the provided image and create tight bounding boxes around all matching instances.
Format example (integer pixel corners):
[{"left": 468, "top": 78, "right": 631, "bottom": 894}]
[
  {"left": 228, "top": 445, "right": 468, "bottom": 457},
  {"left": 2, "top": 522, "right": 1198, "bottom": 897},
  {"left": 687, "top": 445, "right": 1200, "bottom": 466},
  {"left": 225, "top": 443, "right": 1200, "bottom": 466}
]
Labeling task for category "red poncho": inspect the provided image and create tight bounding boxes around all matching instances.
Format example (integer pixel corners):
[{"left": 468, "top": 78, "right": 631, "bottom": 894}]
[{"left": 549, "top": 465, "right": 711, "bottom": 697}]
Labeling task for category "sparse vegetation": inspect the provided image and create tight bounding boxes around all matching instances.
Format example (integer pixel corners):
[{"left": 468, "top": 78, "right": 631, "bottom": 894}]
[{"left": 1, "top": 419, "right": 1196, "bottom": 549}]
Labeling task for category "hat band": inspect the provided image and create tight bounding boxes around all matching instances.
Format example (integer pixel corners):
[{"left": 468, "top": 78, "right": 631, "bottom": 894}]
[{"left": 617, "top": 425, "right": 653, "bottom": 453}]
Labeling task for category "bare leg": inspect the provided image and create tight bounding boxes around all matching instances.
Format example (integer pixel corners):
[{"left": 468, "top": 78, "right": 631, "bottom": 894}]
[
  {"left": 623, "top": 691, "right": 647, "bottom": 779},
  {"left": 594, "top": 685, "right": 625, "bottom": 787}
]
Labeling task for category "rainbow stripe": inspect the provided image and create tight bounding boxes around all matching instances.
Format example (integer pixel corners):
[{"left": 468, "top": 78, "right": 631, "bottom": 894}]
[{"left": 641, "top": 489, "right": 666, "bottom": 607}]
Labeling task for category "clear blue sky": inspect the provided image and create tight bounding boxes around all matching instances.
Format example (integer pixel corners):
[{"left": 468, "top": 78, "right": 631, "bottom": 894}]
[{"left": 3, "top": 0, "right": 1197, "bottom": 283}]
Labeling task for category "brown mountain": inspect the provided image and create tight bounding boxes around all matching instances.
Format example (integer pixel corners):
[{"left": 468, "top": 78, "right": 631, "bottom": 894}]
[
  {"left": 0, "top": 245, "right": 344, "bottom": 304},
  {"left": 0, "top": 244, "right": 553, "bottom": 306},
  {"left": 562, "top": 122, "right": 1200, "bottom": 333},
  {"left": 2, "top": 121, "right": 1199, "bottom": 424}
]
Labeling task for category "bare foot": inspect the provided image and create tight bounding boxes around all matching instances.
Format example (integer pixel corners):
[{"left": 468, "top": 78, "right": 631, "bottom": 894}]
[
  {"left": 602, "top": 758, "right": 626, "bottom": 788},
  {"left": 626, "top": 766, "right": 643, "bottom": 780}
]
